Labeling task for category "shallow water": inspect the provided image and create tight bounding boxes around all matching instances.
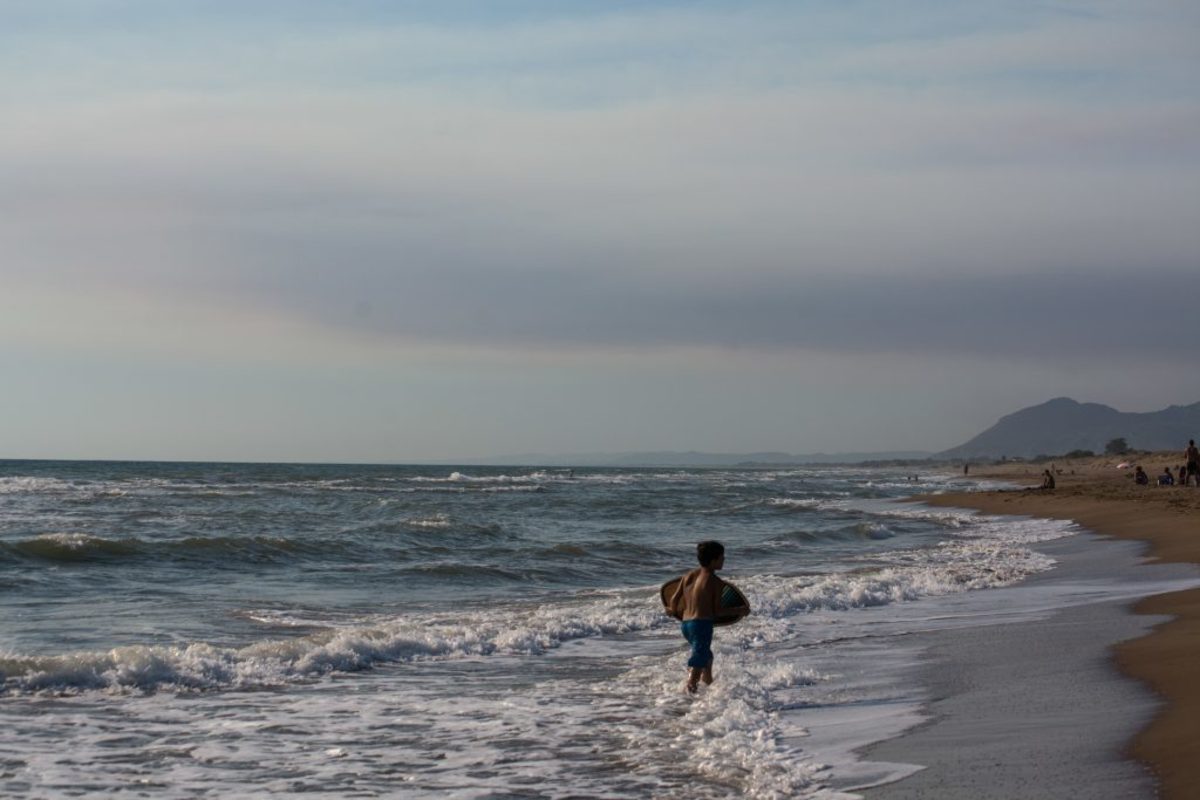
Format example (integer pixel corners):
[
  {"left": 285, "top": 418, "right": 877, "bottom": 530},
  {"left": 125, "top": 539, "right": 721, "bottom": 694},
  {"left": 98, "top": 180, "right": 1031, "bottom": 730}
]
[{"left": 0, "top": 460, "right": 1124, "bottom": 797}]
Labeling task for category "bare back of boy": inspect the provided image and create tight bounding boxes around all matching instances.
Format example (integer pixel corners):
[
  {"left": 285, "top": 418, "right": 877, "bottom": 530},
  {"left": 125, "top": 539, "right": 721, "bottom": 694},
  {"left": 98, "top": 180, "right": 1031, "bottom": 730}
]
[{"left": 671, "top": 567, "right": 724, "bottom": 621}]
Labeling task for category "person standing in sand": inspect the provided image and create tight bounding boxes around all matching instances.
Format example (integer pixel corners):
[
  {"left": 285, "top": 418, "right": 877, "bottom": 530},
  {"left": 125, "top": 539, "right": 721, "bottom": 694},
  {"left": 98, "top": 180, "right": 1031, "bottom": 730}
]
[
  {"left": 1041, "top": 469, "right": 1056, "bottom": 490},
  {"left": 668, "top": 540, "right": 749, "bottom": 694},
  {"left": 1185, "top": 440, "right": 1199, "bottom": 487}
]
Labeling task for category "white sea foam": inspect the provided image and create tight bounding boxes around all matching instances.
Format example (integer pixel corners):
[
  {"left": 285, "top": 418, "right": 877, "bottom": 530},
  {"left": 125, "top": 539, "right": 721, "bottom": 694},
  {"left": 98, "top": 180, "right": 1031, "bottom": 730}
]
[
  {"left": 0, "top": 475, "right": 265, "bottom": 499},
  {"left": 410, "top": 471, "right": 546, "bottom": 484},
  {"left": 479, "top": 484, "right": 543, "bottom": 492},
  {"left": 28, "top": 532, "right": 102, "bottom": 550},
  {"left": 0, "top": 513, "right": 1070, "bottom": 696},
  {"left": 857, "top": 522, "right": 894, "bottom": 539},
  {"left": 0, "top": 639, "right": 833, "bottom": 798},
  {"left": 404, "top": 513, "right": 452, "bottom": 529},
  {"left": 614, "top": 655, "right": 829, "bottom": 798},
  {"left": 0, "top": 476, "right": 76, "bottom": 494},
  {"left": 768, "top": 497, "right": 824, "bottom": 510},
  {"left": 235, "top": 609, "right": 373, "bottom": 629}
]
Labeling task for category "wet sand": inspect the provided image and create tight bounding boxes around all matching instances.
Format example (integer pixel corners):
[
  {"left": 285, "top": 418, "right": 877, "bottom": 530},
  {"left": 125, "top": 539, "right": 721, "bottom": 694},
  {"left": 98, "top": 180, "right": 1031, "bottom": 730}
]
[{"left": 904, "top": 455, "right": 1200, "bottom": 798}]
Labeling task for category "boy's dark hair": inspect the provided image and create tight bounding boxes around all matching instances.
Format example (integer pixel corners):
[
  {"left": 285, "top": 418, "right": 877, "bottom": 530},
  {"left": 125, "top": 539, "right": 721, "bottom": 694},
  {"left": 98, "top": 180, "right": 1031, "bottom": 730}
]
[{"left": 697, "top": 540, "right": 725, "bottom": 567}]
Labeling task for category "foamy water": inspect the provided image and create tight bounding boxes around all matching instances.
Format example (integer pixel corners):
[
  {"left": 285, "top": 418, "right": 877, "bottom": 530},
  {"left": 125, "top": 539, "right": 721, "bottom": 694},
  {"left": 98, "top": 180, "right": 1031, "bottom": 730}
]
[{"left": 0, "top": 460, "right": 1093, "bottom": 797}]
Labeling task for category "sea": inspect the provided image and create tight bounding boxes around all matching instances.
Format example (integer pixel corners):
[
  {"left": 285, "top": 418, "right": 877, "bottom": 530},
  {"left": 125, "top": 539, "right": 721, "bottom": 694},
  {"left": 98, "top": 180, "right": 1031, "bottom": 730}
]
[{"left": 0, "top": 460, "right": 1176, "bottom": 798}]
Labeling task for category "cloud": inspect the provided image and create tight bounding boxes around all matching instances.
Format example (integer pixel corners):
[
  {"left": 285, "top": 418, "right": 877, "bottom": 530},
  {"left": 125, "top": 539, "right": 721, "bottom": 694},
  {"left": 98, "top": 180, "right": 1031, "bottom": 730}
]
[
  {"left": 225, "top": 266, "right": 1200, "bottom": 361},
  {"left": 2, "top": 1, "right": 1197, "bottom": 368}
]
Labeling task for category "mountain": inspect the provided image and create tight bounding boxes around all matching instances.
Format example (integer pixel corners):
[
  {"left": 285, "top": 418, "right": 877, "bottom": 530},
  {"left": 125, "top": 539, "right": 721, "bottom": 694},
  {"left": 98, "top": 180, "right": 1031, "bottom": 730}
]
[
  {"left": 938, "top": 398, "right": 1200, "bottom": 460},
  {"left": 470, "top": 450, "right": 933, "bottom": 467},
  {"left": 606, "top": 450, "right": 933, "bottom": 466}
]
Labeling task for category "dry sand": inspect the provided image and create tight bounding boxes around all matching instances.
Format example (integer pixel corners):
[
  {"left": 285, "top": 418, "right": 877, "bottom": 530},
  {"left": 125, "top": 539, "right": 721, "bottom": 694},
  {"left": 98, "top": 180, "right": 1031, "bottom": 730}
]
[{"left": 922, "top": 453, "right": 1200, "bottom": 799}]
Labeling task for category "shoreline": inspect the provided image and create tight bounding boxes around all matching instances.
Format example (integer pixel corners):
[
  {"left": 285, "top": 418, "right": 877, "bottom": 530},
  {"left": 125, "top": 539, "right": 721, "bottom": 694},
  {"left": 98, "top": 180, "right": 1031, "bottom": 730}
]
[
  {"left": 847, "top": 529, "right": 1197, "bottom": 800},
  {"left": 889, "top": 457, "right": 1200, "bottom": 798}
]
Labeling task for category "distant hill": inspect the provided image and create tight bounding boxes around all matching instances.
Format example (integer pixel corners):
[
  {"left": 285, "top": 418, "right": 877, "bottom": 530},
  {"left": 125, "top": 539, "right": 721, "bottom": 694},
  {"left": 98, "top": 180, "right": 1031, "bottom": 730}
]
[
  {"left": 472, "top": 450, "right": 933, "bottom": 467},
  {"left": 606, "top": 450, "right": 933, "bottom": 466},
  {"left": 938, "top": 398, "right": 1200, "bottom": 460}
]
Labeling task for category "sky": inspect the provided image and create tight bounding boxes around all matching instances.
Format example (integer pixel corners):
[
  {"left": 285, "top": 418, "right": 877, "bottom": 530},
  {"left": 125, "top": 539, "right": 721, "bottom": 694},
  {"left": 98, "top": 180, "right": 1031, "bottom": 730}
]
[{"left": 2, "top": 0, "right": 1198, "bottom": 462}]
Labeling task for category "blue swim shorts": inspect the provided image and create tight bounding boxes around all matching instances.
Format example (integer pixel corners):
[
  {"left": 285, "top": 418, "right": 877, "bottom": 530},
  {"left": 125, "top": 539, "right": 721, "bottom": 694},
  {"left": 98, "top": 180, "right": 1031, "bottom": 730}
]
[{"left": 680, "top": 619, "right": 714, "bottom": 669}]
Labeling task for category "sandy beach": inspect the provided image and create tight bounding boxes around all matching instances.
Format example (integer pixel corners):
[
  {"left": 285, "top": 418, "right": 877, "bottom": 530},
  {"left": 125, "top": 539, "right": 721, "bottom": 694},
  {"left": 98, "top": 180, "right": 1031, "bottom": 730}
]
[{"left": 875, "top": 454, "right": 1200, "bottom": 799}]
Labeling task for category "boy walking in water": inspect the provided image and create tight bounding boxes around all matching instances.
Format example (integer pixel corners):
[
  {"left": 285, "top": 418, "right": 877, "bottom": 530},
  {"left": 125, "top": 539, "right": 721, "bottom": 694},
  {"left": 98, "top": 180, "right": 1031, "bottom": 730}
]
[{"left": 668, "top": 540, "right": 749, "bottom": 694}]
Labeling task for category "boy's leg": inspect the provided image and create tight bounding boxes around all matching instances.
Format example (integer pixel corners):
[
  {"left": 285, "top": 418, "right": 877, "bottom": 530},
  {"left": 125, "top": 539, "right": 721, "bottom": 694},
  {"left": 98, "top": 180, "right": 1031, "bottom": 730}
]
[
  {"left": 681, "top": 620, "right": 714, "bottom": 692},
  {"left": 681, "top": 621, "right": 702, "bottom": 692}
]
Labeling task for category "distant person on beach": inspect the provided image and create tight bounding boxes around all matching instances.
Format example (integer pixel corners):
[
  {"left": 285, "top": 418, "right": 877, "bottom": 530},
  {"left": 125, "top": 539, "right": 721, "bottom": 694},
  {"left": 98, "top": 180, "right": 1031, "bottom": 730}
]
[
  {"left": 1041, "top": 469, "right": 1055, "bottom": 490},
  {"left": 1134, "top": 466, "right": 1149, "bottom": 486},
  {"left": 1158, "top": 468, "right": 1175, "bottom": 486},
  {"left": 667, "top": 540, "right": 749, "bottom": 694},
  {"left": 1186, "top": 440, "right": 1199, "bottom": 487},
  {"left": 963, "top": 463, "right": 969, "bottom": 476}
]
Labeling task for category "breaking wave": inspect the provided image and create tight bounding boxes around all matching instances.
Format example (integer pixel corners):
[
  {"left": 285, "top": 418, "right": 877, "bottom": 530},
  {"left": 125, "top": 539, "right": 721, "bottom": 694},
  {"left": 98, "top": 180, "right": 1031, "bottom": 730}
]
[
  {"left": 4, "top": 533, "right": 142, "bottom": 562},
  {"left": 1, "top": 513, "right": 1071, "bottom": 695}
]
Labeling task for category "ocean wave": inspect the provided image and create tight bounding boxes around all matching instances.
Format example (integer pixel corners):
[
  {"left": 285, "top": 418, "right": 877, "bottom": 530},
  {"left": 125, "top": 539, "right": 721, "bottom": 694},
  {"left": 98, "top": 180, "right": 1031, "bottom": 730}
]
[
  {"left": 334, "top": 517, "right": 505, "bottom": 542},
  {"left": 0, "top": 477, "right": 139, "bottom": 507},
  {"left": 408, "top": 471, "right": 548, "bottom": 485},
  {"left": 0, "top": 475, "right": 267, "bottom": 501},
  {"left": 855, "top": 521, "right": 895, "bottom": 539},
  {"left": 1, "top": 533, "right": 347, "bottom": 565},
  {"left": 0, "top": 474, "right": 423, "bottom": 501},
  {"left": 3, "top": 533, "right": 142, "bottom": 562},
  {"left": 403, "top": 514, "right": 452, "bottom": 529},
  {"left": 763, "top": 522, "right": 895, "bottom": 546},
  {"left": 397, "top": 483, "right": 545, "bottom": 494},
  {"left": 0, "top": 476, "right": 76, "bottom": 494},
  {"left": 0, "top": 469, "right": 673, "bottom": 501},
  {"left": 818, "top": 501, "right": 980, "bottom": 530},
  {"left": 233, "top": 609, "right": 372, "bottom": 630},
  {"left": 0, "top": 512, "right": 1071, "bottom": 695},
  {"left": 767, "top": 497, "right": 823, "bottom": 512},
  {"left": 868, "top": 507, "right": 972, "bottom": 528},
  {"left": 855, "top": 504, "right": 1078, "bottom": 538},
  {"left": 479, "top": 485, "right": 544, "bottom": 493},
  {"left": 746, "top": 533, "right": 1061, "bottom": 619},
  {"left": 0, "top": 591, "right": 668, "bottom": 694}
]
